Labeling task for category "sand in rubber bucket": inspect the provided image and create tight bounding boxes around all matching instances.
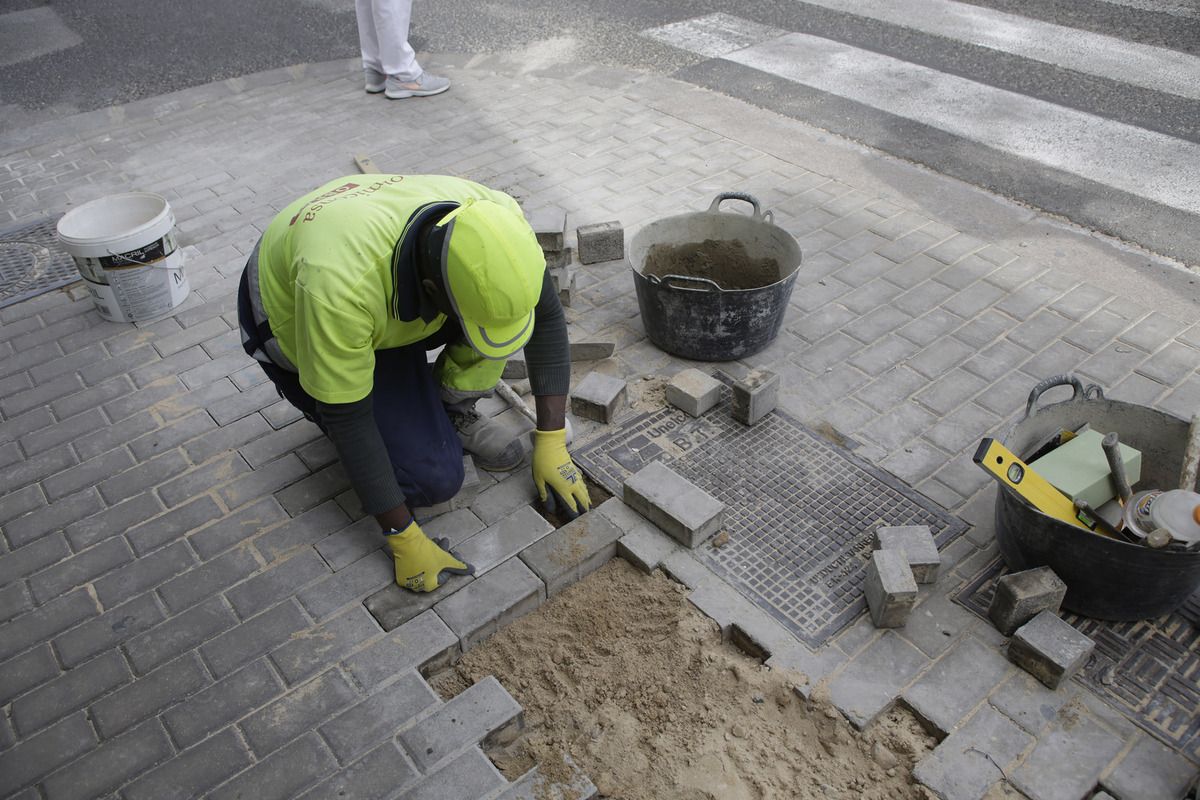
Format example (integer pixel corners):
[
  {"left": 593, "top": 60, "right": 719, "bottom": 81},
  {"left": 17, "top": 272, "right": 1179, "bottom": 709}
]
[{"left": 56, "top": 192, "right": 189, "bottom": 323}]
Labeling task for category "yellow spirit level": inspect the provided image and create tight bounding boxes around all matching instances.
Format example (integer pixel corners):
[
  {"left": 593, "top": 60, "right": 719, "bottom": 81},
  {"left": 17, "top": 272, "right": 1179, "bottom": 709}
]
[{"left": 973, "top": 438, "right": 1091, "bottom": 531}]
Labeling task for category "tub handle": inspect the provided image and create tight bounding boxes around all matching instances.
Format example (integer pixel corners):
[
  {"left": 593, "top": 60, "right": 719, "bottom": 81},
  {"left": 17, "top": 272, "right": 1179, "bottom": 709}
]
[
  {"left": 1024, "top": 374, "right": 1105, "bottom": 419},
  {"left": 648, "top": 273, "right": 721, "bottom": 292},
  {"left": 707, "top": 192, "right": 774, "bottom": 224}
]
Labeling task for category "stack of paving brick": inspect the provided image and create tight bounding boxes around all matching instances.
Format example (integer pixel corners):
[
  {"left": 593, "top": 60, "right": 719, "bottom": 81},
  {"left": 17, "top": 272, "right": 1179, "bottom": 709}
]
[
  {"left": 527, "top": 208, "right": 575, "bottom": 307},
  {"left": 864, "top": 525, "right": 940, "bottom": 628},
  {"left": 988, "top": 566, "right": 1095, "bottom": 690}
]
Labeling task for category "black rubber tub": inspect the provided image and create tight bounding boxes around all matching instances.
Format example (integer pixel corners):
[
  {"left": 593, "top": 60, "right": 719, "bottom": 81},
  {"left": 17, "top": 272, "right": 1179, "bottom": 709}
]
[
  {"left": 629, "top": 193, "right": 802, "bottom": 361},
  {"left": 995, "top": 375, "right": 1200, "bottom": 621}
]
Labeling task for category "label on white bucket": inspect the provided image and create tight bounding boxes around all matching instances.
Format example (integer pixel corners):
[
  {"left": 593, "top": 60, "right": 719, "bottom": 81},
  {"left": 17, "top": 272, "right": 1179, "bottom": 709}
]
[{"left": 103, "top": 247, "right": 189, "bottom": 322}]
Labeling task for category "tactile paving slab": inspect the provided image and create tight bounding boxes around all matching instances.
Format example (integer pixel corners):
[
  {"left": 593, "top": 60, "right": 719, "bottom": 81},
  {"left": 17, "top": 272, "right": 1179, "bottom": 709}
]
[
  {"left": 575, "top": 388, "right": 968, "bottom": 647},
  {"left": 0, "top": 216, "right": 79, "bottom": 309},
  {"left": 956, "top": 558, "right": 1200, "bottom": 762}
]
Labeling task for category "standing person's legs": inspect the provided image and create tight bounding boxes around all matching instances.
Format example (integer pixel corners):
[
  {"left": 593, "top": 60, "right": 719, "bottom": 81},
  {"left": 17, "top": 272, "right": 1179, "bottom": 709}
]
[{"left": 359, "top": 0, "right": 419, "bottom": 81}]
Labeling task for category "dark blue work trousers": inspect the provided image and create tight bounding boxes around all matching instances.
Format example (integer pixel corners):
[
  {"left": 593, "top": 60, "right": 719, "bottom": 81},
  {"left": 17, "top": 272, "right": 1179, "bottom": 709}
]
[{"left": 237, "top": 269, "right": 464, "bottom": 510}]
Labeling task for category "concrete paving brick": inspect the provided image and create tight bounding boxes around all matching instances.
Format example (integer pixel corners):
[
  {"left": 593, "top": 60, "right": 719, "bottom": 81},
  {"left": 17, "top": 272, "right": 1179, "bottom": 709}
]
[
  {"left": 987, "top": 671, "right": 1076, "bottom": 735},
  {"left": 216, "top": 452, "right": 309, "bottom": 510},
  {"left": 5, "top": 487, "right": 103, "bottom": 550},
  {"left": 127, "top": 411, "right": 217, "bottom": 462},
  {"left": 789, "top": 303, "right": 859, "bottom": 344},
  {"left": 126, "top": 494, "right": 223, "bottom": 556},
  {"left": 571, "top": 371, "right": 627, "bottom": 423},
  {"left": 397, "top": 746, "right": 507, "bottom": 800},
  {"left": 895, "top": 308, "right": 963, "bottom": 350},
  {"left": 1, "top": 372, "right": 81, "bottom": 419},
  {"left": 344, "top": 610, "right": 460, "bottom": 684},
  {"left": 95, "top": 448, "right": 189, "bottom": 505},
  {"left": 0, "top": 445, "right": 76, "bottom": 495},
  {"left": 903, "top": 636, "right": 1013, "bottom": 736},
  {"left": 844, "top": 305, "right": 913, "bottom": 345},
  {"left": 914, "top": 705, "right": 1033, "bottom": 800},
  {"left": 124, "top": 727, "right": 253, "bottom": 800},
  {"left": 915, "top": 369, "right": 989, "bottom": 416},
  {"left": 28, "top": 535, "right": 131, "bottom": 604},
  {"left": 94, "top": 540, "right": 195, "bottom": 609},
  {"left": 731, "top": 369, "right": 779, "bottom": 425},
  {"left": 253, "top": 499, "right": 350, "bottom": 563},
  {"left": 436, "top": 557, "right": 545, "bottom": 651},
  {"left": 0, "top": 341, "right": 60, "bottom": 382},
  {"left": 241, "top": 668, "right": 359, "bottom": 756},
  {"left": 61, "top": 493, "right": 157, "bottom": 553},
  {"left": 1118, "top": 310, "right": 1189, "bottom": 352},
  {"left": 829, "top": 631, "right": 930, "bottom": 729},
  {"left": 623, "top": 461, "right": 725, "bottom": 548},
  {"left": 297, "top": 741, "right": 421, "bottom": 800},
  {"left": 988, "top": 567, "right": 1068, "bottom": 637},
  {"left": 0, "top": 576, "right": 33, "bottom": 622},
  {"left": 1078, "top": 345, "right": 1147, "bottom": 387},
  {"left": 226, "top": 549, "right": 332, "bottom": 620},
  {"left": 401, "top": 675, "right": 523, "bottom": 772},
  {"left": 457, "top": 505, "right": 555, "bottom": 577},
  {"left": 201, "top": 599, "right": 310, "bottom": 679},
  {"left": 42, "top": 718, "right": 172, "bottom": 799},
  {"left": 162, "top": 658, "right": 281, "bottom": 749},
  {"left": 159, "top": 545, "right": 260, "bottom": 614},
  {"left": 92, "top": 651, "right": 208, "bottom": 738},
  {"left": 320, "top": 670, "right": 439, "bottom": 763},
  {"left": 665, "top": 368, "right": 722, "bottom": 417},
  {"left": 896, "top": 590, "right": 977, "bottom": 658},
  {"left": 0, "top": 589, "right": 97, "bottom": 663},
  {"left": 184, "top": 411, "right": 272, "bottom": 463},
  {"left": 576, "top": 221, "right": 624, "bottom": 264},
  {"left": 0, "top": 712, "right": 96, "bottom": 798},
  {"left": 468, "top": 469, "right": 539, "bottom": 526},
  {"left": 1136, "top": 341, "right": 1200, "bottom": 386},
  {"left": 209, "top": 733, "right": 336, "bottom": 800},
  {"left": 1008, "top": 611, "right": 1094, "bottom": 690},
  {"left": 151, "top": 316, "right": 230, "bottom": 358},
  {"left": 270, "top": 605, "right": 381, "bottom": 686},
  {"left": 874, "top": 525, "right": 940, "bottom": 584},
  {"left": 364, "top": 572, "right": 474, "bottom": 633},
  {"left": 123, "top": 595, "right": 237, "bottom": 676},
  {"left": 313, "top": 517, "right": 382, "bottom": 571},
  {"left": 274, "top": 462, "right": 350, "bottom": 515},
  {"left": 1010, "top": 708, "right": 1125, "bottom": 800},
  {"left": 0, "top": 644, "right": 59, "bottom": 705},
  {"left": 0, "top": 484, "right": 44, "bottom": 531},
  {"left": 520, "top": 509, "right": 623, "bottom": 597},
  {"left": 994, "top": 281, "right": 1061, "bottom": 321},
  {"left": 208, "top": 381, "right": 280, "bottom": 426},
  {"left": 16, "top": 408, "right": 101, "bottom": 458},
  {"left": 1102, "top": 732, "right": 1197, "bottom": 800},
  {"left": 422, "top": 506, "right": 488, "bottom": 549},
  {"left": 239, "top": 419, "right": 323, "bottom": 468},
  {"left": 294, "top": 434, "right": 338, "bottom": 471},
  {"left": 865, "top": 549, "right": 918, "bottom": 628},
  {"left": 296, "top": 548, "right": 393, "bottom": 621},
  {"left": 877, "top": 229, "right": 940, "bottom": 263},
  {"left": 922, "top": 402, "right": 1001, "bottom": 456},
  {"left": 0, "top": 407, "right": 53, "bottom": 449},
  {"left": 262, "top": 397, "right": 305, "bottom": 429},
  {"left": 52, "top": 375, "right": 136, "bottom": 421},
  {"left": 1062, "top": 308, "right": 1130, "bottom": 352},
  {"left": 190, "top": 496, "right": 288, "bottom": 560}
]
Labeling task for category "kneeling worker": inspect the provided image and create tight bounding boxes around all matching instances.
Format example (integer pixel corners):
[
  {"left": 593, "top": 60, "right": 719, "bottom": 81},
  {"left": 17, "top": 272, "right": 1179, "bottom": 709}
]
[{"left": 238, "top": 174, "right": 591, "bottom": 592}]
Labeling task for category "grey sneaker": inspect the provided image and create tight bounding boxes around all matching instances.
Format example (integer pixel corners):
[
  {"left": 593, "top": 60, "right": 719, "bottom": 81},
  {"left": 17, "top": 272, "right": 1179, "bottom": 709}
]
[
  {"left": 364, "top": 68, "right": 386, "bottom": 94},
  {"left": 447, "top": 406, "right": 525, "bottom": 472},
  {"left": 385, "top": 72, "right": 450, "bottom": 100}
]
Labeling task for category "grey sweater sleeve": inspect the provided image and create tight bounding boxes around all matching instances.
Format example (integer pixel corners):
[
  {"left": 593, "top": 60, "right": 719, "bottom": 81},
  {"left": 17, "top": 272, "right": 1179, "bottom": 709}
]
[
  {"left": 523, "top": 270, "right": 571, "bottom": 396},
  {"left": 315, "top": 396, "right": 406, "bottom": 516}
]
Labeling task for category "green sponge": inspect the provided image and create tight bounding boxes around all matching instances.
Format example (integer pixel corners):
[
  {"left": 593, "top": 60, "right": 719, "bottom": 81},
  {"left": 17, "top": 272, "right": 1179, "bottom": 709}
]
[{"left": 1029, "top": 429, "right": 1141, "bottom": 508}]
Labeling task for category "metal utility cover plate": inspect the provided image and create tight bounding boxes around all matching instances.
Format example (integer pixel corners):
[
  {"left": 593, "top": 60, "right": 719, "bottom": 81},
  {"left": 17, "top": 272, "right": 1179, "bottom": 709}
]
[
  {"left": 0, "top": 217, "right": 79, "bottom": 309},
  {"left": 957, "top": 559, "right": 1200, "bottom": 762},
  {"left": 575, "top": 391, "right": 967, "bottom": 648}
]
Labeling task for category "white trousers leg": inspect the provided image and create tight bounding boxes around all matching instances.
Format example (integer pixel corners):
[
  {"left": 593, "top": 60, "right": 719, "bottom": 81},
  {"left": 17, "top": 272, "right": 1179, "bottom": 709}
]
[{"left": 354, "top": 0, "right": 421, "bottom": 81}]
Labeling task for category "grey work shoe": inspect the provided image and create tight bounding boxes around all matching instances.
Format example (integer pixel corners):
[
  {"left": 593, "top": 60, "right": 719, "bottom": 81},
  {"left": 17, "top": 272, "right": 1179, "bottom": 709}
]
[
  {"left": 364, "top": 68, "right": 386, "bottom": 94},
  {"left": 385, "top": 72, "right": 450, "bottom": 100},
  {"left": 447, "top": 406, "right": 525, "bottom": 472}
]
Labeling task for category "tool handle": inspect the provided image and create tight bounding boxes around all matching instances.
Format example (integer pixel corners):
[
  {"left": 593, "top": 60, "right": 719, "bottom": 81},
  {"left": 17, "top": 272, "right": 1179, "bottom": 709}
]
[
  {"left": 1101, "top": 432, "right": 1133, "bottom": 504},
  {"left": 494, "top": 380, "right": 537, "bottom": 426},
  {"left": 1178, "top": 412, "right": 1200, "bottom": 491}
]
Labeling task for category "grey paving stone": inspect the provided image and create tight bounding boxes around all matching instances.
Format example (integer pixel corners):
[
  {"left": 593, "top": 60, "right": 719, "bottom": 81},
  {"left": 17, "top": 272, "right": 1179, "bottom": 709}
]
[
  {"left": 295, "top": 549, "right": 393, "bottom": 621},
  {"left": 829, "top": 631, "right": 929, "bottom": 729},
  {"left": 365, "top": 572, "right": 474, "bottom": 633},
  {"left": 225, "top": 549, "right": 331, "bottom": 619},
  {"left": 123, "top": 594, "right": 237, "bottom": 676},
  {"left": 319, "top": 670, "right": 440, "bottom": 764},
  {"left": 97, "top": 448, "right": 191, "bottom": 505},
  {"left": 1101, "top": 732, "right": 1197, "bottom": 800},
  {"left": 42, "top": 718, "right": 173, "bottom": 800},
  {"left": 208, "top": 382, "right": 280, "bottom": 426},
  {"left": 987, "top": 670, "right": 1076, "bottom": 735},
  {"left": 0, "top": 445, "right": 77, "bottom": 496},
  {"left": 6, "top": 488, "right": 104, "bottom": 549},
  {"left": 456, "top": 505, "right": 555, "bottom": 576},
  {"left": 1136, "top": 341, "right": 1200, "bottom": 386},
  {"left": 400, "top": 675, "right": 523, "bottom": 771},
  {"left": 51, "top": 591, "right": 165, "bottom": 669},
  {"left": 897, "top": 591, "right": 978, "bottom": 658},
  {"left": 665, "top": 368, "right": 722, "bottom": 417},
  {"left": 201, "top": 599, "right": 310, "bottom": 679},
  {"left": 0, "top": 589, "right": 97, "bottom": 663},
  {"left": 422, "top": 507, "right": 487, "bottom": 549},
  {"left": 297, "top": 741, "right": 421, "bottom": 800},
  {"left": 240, "top": 668, "right": 359, "bottom": 757},
  {"left": 1008, "top": 611, "right": 1094, "bottom": 690},
  {"left": 17, "top": 408, "right": 105, "bottom": 457},
  {"left": 215, "top": 452, "right": 309, "bottom": 510},
  {"left": 988, "top": 567, "right": 1068, "bottom": 637},
  {"left": 576, "top": 221, "right": 624, "bottom": 264},
  {"left": 208, "top": 733, "right": 336, "bottom": 800},
  {"left": 915, "top": 369, "right": 989, "bottom": 416},
  {"left": 344, "top": 610, "right": 460, "bottom": 684},
  {"left": 435, "top": 557, "right": 545, "bottom": 651},
  {"left": 1010, "top": 707, "right": 1126, "bottom": 800},
  {"left": 902, "top": 636, "right": 1013, "bottom": 736},
  {"left": 623, "top": 461, "right": 725, "bottom": 549},
  {"left": 865, "top": 549, "right": 918, "bottom": 628},
  {"left": 0, "top": 712, "right": 96, "bottom": 798},
  {"left": 731, "top": 368, "right": 780, "bottom": 425},
  {"left": 396, "top": 747, "right": 507, "bottom": 800},
  {"left": 570, "top": 371, "right": 627, "bottom": 423},
  {"left": 914, "top": 704, "right": 1033, "bottom": 800},
  {"left": 874, "top": 525, "right": 940, "bottom": 584},
  {"left": 184, "top": 411, "right": 272, "bottom": 464},
  {"left": 64, "top": 491, "right": 162, "bottom": 551},
  {"left": 157, "top": 452, "right": 252, "bottom": 508},
  {"left": 0, "top": 643, "right": 58, "bottom": 705},
  {"left": 93, "top": 540, "right": 195, "bottom": 608},
  {"left": 158, "top": 545, "right": 260, "bottom": 614},
  {"left": 190, "top": 496, "right": 289, "bottom": 560},
  {"left": 519, "top": 509, "right": 623, "bottom": 597},
  {"left": 162, "top": 658, "right": 283, "bottom": 748},
  {"left": 91, "top": 652, "right": 208, "bottom": 738},
  {"left": 11, "top": 649, "right": 127, "bottom": 737},
  {"left": 127, "top": 494, "right": 224, "bottom": 556},
  {"left": 0, "top": 483, "right": 45, "bottom": 530},
  {"left": 124, "top": 727, "right": 253, "bottom": 800},
  {"left": 790, "top": 330, "right": 861, "bottom": 372},
  {"left": 270, "top": 605, "right": 381, "bottom": 686}
]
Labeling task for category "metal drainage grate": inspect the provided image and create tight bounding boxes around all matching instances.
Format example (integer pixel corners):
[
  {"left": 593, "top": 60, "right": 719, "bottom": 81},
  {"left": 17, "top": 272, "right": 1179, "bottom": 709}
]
[
  {"left": 575, "top": 386, "right": 968, "bottom": 648},
  {"left": 0, "top": 216, "right": 80, "bottom": 309},
  {"left": 956, "top": 558, "right": 1200, "bottom": 762}
]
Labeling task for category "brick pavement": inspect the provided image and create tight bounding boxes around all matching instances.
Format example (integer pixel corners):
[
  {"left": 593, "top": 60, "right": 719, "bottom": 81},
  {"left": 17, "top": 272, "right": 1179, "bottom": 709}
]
[{"left": 1, "top": 53, "right": 1198, "bottom": 799}]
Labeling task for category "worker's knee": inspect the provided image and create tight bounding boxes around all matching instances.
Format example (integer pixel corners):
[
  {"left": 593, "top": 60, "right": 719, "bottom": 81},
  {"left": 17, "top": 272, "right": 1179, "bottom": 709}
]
[{"left": 413, "top": 454, "right": 465, "bottom": 507}]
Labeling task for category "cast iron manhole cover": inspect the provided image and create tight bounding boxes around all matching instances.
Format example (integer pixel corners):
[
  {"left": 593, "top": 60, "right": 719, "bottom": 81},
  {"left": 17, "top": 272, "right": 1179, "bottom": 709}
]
[
  {"left": 575, "top": 385, "right": 968, "bottom": 648},
  {"left": 0, "top": 216, "right": 79, "bottom": 309},
  {"left": 956, "top": 558, "right": 1200, "bottom": 762}
]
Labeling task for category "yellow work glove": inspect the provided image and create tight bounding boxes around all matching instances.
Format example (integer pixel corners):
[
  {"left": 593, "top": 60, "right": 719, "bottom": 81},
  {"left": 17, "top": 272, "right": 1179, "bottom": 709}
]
[
  {"left": 531, "top": 428, "right": 591, "bottom": 519},
  {"left": 385, "top": 520, "right": 474, "bottom": 592}
]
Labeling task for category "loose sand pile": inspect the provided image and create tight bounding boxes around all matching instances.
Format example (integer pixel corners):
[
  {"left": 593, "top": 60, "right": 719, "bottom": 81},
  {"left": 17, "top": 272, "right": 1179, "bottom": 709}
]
[{"left": 431, "top": 560, "right": 935, "bottom": 800}]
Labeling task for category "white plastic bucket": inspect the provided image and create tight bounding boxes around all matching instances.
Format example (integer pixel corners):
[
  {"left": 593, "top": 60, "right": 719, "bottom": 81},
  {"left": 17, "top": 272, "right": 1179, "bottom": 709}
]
[{"left": 57, "top": 192, "right": 189, "bottom": 323}]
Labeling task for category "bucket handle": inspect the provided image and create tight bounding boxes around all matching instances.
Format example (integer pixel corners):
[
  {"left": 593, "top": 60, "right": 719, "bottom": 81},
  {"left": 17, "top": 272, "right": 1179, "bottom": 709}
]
[
  {"left": 707, "top": 192, "right": 774, "bottom": 225},
  {"left": 647, "top": 273, "right": 721, "bottom": 292},
  {"left": 1024, "top": 374, "right": 1105, "bottom": 420}
]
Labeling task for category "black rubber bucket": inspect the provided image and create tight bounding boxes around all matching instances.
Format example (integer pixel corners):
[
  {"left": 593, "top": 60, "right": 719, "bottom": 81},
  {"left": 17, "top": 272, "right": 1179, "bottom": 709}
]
[
  {"left": 995, "top": 375, "right": 1200, "bottom": 621},
  {"left": 630, "top": 193, "right": 802, "bottom": 361}
]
